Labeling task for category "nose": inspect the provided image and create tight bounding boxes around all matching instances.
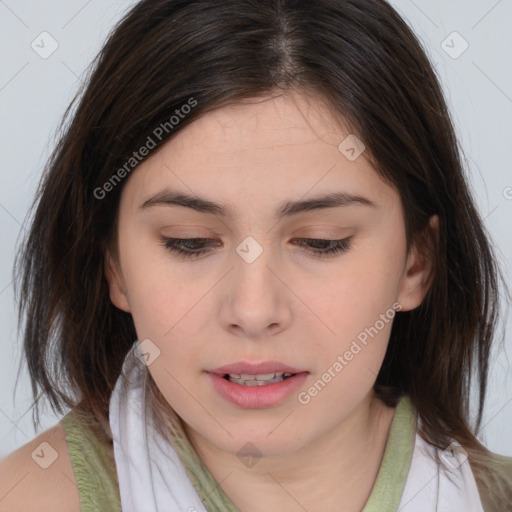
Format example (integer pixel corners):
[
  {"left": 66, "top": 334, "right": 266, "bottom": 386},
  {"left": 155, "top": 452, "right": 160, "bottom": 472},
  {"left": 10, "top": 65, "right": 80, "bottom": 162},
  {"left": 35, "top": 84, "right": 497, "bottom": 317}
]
[{"left": 218, "top": 237, "right": 292, "bottom": 339}]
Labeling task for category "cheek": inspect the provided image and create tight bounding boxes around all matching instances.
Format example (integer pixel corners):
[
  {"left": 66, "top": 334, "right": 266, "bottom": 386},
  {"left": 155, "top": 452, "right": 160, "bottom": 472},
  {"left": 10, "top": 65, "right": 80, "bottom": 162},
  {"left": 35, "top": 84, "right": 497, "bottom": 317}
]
[
  {"left": 118, "top": 229, "right": 195, "bottom": 335},
  {"left": 300, "top": 241, "right": 404, "bottom": 391},
  {"left": 122, "top": 258, "right": 206, "bottom": 405},
  {"left": 311, "top": 252, "right": 403, "bottom": 339}
]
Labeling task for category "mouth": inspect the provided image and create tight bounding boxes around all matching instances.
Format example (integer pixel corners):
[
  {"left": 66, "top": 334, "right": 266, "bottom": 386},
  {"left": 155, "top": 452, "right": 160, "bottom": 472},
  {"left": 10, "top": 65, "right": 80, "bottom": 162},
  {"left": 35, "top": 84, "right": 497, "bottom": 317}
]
[
  {"left": 222, "top": 372, "right": 296, "bottom": 386},
  {"left": 210, "top": 361, "right": 305, "bottom": 383},
  {"left": 207, "top": 362, "right": 308, "bottom": 408}
]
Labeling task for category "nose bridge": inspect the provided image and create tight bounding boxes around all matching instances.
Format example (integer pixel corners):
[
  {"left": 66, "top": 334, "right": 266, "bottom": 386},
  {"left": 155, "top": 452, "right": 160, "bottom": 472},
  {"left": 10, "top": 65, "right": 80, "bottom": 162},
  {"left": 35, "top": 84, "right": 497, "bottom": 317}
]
[{"left": 233, "top": 234, "right": 277, "bottom": 296}]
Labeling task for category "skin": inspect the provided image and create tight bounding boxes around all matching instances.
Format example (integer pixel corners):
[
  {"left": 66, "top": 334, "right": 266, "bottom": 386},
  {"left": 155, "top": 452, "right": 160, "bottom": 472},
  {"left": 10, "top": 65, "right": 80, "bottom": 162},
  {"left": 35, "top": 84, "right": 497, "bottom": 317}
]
[{"left": 106, "top": 90, "right": 436, "bottom": 512}]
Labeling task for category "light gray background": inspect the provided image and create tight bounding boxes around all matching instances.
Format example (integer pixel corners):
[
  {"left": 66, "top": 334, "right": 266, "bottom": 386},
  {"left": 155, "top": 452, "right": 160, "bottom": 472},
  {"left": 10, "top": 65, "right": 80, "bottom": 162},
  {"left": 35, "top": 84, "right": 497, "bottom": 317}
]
[{"left": 1, "top": 0, "right": 511, "bottom": 458}]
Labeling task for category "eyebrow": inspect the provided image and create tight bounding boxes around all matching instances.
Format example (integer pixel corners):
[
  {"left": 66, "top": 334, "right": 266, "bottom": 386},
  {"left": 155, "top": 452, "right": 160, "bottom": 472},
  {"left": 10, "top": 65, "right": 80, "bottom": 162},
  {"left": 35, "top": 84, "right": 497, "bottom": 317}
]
[{"left": 140, "top": 189, "right": 378, "bottom": 219}]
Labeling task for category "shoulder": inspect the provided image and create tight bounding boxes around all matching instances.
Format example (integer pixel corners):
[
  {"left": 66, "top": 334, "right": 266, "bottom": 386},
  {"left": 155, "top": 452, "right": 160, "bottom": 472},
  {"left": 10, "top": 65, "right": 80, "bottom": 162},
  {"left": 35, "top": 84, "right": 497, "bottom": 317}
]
[{"left": 0, "top": 423, "right": 80, "bottom": 512}]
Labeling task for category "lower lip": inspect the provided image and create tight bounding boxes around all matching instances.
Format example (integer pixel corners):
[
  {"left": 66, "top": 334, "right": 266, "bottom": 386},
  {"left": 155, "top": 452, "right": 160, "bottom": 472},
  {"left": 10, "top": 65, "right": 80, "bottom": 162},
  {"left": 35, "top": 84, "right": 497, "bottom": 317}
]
[{"left": 207, "top": 372, "right": 308, "bottom": 408}]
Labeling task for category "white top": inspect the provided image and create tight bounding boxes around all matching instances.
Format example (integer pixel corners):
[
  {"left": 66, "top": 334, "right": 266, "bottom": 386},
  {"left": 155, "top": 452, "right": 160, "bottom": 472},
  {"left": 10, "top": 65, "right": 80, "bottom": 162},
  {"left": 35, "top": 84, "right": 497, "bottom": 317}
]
[{"left": 398, "top": 433, "right": 484, "bottom": 511}]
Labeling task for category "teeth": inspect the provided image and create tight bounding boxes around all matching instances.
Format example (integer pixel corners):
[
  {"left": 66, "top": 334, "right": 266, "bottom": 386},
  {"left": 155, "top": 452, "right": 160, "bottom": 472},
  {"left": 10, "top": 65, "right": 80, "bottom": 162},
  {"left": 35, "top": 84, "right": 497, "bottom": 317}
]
[
  {"left": 253, "top": 373, "right": 276, "bottom": 380},
  {"left": 227, "top": 372, "right": 294, "bottom": 386}
]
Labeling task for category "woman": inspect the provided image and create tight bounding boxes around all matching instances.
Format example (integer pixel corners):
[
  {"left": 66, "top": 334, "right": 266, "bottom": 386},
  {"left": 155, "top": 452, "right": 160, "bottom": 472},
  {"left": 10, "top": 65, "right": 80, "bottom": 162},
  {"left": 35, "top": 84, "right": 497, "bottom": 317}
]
[{"left": 1, "top": 0, "right": 511, "bottom": 510}]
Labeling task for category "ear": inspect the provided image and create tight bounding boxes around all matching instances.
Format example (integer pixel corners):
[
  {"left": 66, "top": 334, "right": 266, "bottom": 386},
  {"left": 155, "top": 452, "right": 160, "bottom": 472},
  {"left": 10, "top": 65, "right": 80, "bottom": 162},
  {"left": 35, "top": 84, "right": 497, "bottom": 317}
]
[
  {"left": 397, "top": 215, "right": 438, "bottom": 312},
  {"left": 104, "top": 249, "right": 131, "bottom": 313}
]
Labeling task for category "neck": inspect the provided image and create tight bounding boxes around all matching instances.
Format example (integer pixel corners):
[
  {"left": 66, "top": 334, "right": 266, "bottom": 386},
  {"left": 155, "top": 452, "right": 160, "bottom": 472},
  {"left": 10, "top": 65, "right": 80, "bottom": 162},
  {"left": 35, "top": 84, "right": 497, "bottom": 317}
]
[{"left": 185, "top": 392, "right": 397, "bottom": 512}]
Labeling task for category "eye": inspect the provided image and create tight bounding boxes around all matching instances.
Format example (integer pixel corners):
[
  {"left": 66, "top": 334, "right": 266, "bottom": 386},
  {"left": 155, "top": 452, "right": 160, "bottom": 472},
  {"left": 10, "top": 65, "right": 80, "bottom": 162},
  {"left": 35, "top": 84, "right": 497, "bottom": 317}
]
[
  {"left": 291, "top": 237, "right": 353, "bottom": 256},
  {"left": 159, "top": 237, "right": 219, "bottom": 260},
  {"left": 159, "top": 236, "right": 353, "bottom": 260}
]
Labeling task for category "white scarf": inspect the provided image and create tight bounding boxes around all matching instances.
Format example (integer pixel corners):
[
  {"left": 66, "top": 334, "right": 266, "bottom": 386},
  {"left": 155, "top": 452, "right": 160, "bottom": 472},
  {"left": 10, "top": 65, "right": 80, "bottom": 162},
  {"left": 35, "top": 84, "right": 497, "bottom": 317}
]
[
  {"left": 109, "top": 342, "right": 485, "bottom": 512},
  {"left": 397, "top": 434, "right": 484, "bottom": 511}
]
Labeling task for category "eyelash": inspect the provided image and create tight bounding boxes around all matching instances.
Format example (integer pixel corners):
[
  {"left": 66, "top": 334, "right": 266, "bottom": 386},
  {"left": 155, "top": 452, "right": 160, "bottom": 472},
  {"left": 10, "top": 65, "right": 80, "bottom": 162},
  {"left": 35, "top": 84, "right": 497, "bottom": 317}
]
[{"left": 159, "top": 236, "right": 353, "bottom": 260}]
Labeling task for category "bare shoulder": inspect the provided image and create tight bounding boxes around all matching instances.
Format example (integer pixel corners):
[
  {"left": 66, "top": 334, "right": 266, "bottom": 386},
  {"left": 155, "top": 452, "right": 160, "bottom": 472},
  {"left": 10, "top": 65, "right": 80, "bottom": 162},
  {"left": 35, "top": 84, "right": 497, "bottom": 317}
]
[{"left": 0, "top": 423, "right": 80, "bottom": 512}]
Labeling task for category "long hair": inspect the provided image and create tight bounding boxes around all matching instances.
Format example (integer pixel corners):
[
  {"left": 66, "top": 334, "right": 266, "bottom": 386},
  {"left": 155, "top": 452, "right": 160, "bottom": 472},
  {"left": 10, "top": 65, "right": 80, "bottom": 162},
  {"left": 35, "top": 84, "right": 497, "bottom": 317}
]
[{"left": 14, "top": 0, "right": 511, "bottom": 506}]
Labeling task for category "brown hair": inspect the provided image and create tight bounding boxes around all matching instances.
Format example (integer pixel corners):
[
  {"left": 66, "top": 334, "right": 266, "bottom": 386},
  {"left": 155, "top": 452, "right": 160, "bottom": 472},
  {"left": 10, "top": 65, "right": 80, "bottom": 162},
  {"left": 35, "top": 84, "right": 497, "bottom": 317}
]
[{"left": 14, "top": 0, "right": 511, "bottom": 506}]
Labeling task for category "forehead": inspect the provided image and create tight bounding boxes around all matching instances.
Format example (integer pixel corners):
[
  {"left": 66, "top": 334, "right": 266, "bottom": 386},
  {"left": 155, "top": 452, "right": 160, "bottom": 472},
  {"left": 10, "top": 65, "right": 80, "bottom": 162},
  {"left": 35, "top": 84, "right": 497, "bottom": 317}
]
[
  {"left": 120, "top": 92, "right": 399, "bottom": 216},
  {"left": 189, "top": 92, "right": 347, "bottom": 149}
]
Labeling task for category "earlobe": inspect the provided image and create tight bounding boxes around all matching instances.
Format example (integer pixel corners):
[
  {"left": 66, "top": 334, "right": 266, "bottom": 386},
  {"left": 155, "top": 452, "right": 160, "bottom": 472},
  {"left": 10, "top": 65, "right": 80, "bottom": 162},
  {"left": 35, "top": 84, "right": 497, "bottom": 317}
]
[
  {"left": 397, "top": 215, "right": 438, "bottom": 312},
  {"left": 104, "top": 251, "right": 131, "bottom": 313}
]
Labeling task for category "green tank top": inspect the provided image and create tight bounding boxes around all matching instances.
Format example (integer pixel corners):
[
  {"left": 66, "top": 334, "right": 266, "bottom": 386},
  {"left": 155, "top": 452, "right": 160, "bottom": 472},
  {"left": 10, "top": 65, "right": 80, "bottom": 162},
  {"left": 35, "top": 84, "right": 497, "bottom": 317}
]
[
  {"left": 59, "top": 396, "right": 418, "bottom": 511},
  {"left": 59, "top": 406, "right": 122, "bottom": 511}
]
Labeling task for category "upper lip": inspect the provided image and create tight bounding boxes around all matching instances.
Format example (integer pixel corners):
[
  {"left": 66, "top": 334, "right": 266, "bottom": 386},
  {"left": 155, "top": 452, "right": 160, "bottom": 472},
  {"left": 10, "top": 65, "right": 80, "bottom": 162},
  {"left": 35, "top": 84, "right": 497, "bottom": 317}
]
[{"left": 209, "top": 361, "right": 307, "bottom": 376}]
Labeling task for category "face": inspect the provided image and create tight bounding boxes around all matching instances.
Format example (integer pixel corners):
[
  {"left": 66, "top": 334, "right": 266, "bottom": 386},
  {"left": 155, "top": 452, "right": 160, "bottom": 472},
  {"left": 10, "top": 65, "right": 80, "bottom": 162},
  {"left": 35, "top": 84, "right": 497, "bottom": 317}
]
[{"left": 106, "top": 91, "right": 431, "bottom": 459}]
